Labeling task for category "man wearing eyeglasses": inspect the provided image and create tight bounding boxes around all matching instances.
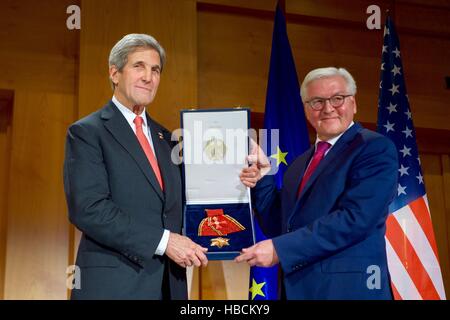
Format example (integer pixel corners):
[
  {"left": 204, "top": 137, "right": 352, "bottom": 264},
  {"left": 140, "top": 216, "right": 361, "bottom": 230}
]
[{"left": 237, "top": 67, "right": 398, "bottom": 300}]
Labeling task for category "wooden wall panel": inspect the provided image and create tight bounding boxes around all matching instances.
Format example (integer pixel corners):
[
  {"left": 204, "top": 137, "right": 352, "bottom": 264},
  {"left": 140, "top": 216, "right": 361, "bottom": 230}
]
[
  {"left": 421, "top": 154, "right": 450, "bottom": 296},
  {"left": 400, "top": 0, "right": 450, "bottom": 7},
  {"left": 222, "top": 261, "right": 250, "bottom": 299},
  {"left": 4, "top": 91, "right": 75, "bottom": 299},
  {"left": 187, "top": 266, "right": 200, "bottom": 300},
  {"left": 442, "top": 155, "right": 450, "bottom": 293},
  {"left": 0, "top": 0, "right": 78, "bottom": 299},
  {"left": 288, "top": 22, "right": 383, "bottom": 125},
  {"left": 198, "top": 0, "right": 277, "bottom": 11},
  {"left": 287, "top": 0, "right": 391, "bottom": 22},
  {"left": 198, "top": 1, "right": 450, "bottom": 132},
  {"left": 200, "top": 261, "right": 228, "bottom": 299},
  {"left": 0, "top": 130, "right": 7, "bottom": 299},
  {"left": 78, "top": 0, "right": 197, "bottom": 130},
  {"left": 396, "top": 1, "right": 450, "bottom": 34},
  {"left": 0, "top": 0, "right": 78, "bottom": 94},
  {"left": 0, "top": 94, "right": 13, "bottom": 299},
  {"left": 198, "top": 261, "right": 249, "bottom": 299},
  {"left": 198, "top": 10, "right": 272, "bottom": 110}
]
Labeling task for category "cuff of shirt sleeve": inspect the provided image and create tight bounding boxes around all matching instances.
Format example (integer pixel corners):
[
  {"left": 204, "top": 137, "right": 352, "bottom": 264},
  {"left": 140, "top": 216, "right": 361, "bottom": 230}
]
[{"left": 155, "top": 229, "right": 170, "bottom": 256}]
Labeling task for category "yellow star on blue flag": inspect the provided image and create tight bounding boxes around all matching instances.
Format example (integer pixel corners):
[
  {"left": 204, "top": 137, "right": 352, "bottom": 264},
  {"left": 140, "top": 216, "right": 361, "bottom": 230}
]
[
  {"left": 247, "top": 3, "right": 310, "bottom": 301},
  {"left": 249, "top": 278, "right": 266, "bottom": 300},
  {"left": 270, "top": 146, "right": 288, "bottom": 166}
]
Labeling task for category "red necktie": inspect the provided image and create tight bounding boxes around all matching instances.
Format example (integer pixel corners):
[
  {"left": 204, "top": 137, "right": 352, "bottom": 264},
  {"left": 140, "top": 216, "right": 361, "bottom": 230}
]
[
  {"left": 133, "top": 116, "right": 164, "bottom": 190},
  {"left": 297, "top": 141, "right": 331, "bottom": 197}
]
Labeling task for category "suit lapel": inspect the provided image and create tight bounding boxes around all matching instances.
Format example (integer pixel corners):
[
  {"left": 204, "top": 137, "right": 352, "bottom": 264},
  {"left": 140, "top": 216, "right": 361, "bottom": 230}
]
[
  {"left": 288, "top": 123, "right": 362, "bottom": 227},
  {"left": 296, "top": 123, "right": 362, "bottom": 201},
  {"left": 289, "top": 147, "right": 314, "bottom": 202},
  {"left": 147, "top": 114, "right": 177, "bottom": 210},
  {"left": 102, "top": 101, "right": 164, "bottom": 201}
]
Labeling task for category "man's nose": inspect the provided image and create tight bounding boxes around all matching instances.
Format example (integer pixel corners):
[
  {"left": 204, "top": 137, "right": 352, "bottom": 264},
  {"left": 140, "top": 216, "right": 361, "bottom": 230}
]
[
  {"left": 322, "top": 100, "right": 334, "bottom": 113},
  {"left": 142, "top": 69, "right": 152, "bottom": 83}
]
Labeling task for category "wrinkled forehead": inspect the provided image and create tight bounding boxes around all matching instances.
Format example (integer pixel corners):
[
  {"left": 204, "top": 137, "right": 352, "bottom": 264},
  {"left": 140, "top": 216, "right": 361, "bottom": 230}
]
[
  {"left": 127, "top": 47, "right": 161, "bottom": 65},
  {"left": 306, "top": 76, "right": 348, "bottom": 96}
]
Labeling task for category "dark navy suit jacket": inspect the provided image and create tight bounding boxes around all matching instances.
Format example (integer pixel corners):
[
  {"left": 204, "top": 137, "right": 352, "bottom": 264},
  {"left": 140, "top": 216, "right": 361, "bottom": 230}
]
[
  {"left": 252, "top": 123, "right": 398, "bottom": 300},
  {"left": 64, "top": 101, "right": 186, "bottom": 299}
]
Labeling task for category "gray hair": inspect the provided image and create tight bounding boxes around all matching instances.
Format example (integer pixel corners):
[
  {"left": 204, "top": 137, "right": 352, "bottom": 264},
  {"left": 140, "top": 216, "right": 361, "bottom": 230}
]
[
  {"left": 108, "top": 33, "right": 166, "bottom": 90},
  {"left": 300, "top": 67, "right": 357, "bottom": 101}
]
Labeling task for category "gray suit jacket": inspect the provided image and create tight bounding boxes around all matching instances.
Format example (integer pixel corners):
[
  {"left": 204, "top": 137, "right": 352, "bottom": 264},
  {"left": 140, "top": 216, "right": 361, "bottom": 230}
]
[{"left": 64, "top": 101, "right": 186, "bottom": 299}]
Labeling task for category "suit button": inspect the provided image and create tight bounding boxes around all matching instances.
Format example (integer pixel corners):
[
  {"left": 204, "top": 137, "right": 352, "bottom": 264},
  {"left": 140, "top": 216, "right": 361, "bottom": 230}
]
[{"left": 163, "top": 214, "right": 167, "bottom": 219}]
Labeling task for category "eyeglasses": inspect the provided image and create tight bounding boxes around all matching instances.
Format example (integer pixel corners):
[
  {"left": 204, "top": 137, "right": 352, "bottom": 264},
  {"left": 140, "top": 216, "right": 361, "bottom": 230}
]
[{"left": 305, "top": 94, "right": 353, "bottom": 111}]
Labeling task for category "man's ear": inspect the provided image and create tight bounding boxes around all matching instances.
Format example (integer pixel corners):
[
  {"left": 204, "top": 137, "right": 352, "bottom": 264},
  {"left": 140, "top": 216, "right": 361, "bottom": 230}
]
[
  {"left": 109, "top": 65, "right": 119, "bottom": 86},
  {"left": 304, "top": 104, "right": 312, "bottom": 122}
]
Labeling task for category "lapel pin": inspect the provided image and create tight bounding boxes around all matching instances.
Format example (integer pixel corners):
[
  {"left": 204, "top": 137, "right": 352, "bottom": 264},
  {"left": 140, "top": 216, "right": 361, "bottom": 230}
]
[{"left": 158, "top": 132, "right": 164, "bottom": 139}]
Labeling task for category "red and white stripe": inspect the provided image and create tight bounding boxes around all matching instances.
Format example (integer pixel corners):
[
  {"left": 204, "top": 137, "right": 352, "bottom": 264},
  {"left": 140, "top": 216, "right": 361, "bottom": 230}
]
[{"left": 385, "top": 195, "right": 446, "bottom": 300}]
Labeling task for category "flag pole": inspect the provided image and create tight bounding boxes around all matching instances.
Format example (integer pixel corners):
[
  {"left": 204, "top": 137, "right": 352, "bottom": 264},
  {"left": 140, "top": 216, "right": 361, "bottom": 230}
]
[{"left": 278, "top": 0, "right": 286, "bottom": 14}]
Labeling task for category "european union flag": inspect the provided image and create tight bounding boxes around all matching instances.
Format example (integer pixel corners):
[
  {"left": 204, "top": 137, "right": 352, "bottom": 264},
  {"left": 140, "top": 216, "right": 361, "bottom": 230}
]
[{"left": 248, "top": 3, "right": 310, "bottom": 300}]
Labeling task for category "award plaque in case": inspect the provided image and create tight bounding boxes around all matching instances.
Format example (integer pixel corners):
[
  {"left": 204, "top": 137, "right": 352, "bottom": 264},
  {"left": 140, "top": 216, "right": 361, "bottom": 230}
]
[{"left": 180, "top": 108, "right": 255, "bottom": 260}]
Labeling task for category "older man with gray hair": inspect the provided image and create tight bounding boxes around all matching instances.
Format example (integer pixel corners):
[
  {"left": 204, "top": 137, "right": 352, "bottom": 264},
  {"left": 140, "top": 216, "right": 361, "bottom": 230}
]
[
  {"left": 64, "top": 33, "right": 208, "bottom": 300},
  {"left": 238, "top": 67, "right": 398, "bottom": 299}
]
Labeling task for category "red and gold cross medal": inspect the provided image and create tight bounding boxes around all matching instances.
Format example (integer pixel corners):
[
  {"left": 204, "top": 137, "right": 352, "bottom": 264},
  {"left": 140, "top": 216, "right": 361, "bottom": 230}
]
[{"left": 198, "top": 209, "right": 245, "bottom": 247}]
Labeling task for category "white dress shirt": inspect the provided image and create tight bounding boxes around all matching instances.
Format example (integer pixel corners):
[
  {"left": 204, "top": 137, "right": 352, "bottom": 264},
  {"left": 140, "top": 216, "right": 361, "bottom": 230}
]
[
  {"left": 314, "top": 121, "right": 355, "bottom": 155},
  {"left": 112, "top": 96, "right": 170, "bottom": 256},
  {"left": 302, "top": 121, "right": 355, "bottom": 175}
]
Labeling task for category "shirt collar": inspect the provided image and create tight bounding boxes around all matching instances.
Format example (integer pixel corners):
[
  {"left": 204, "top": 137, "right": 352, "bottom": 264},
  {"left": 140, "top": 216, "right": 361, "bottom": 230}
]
[
  {"left": 112, "top": 95, "right": 148, "bottom": 128},
  {"left": 315, "top": 121, "right": 355, "bottom": 148}
]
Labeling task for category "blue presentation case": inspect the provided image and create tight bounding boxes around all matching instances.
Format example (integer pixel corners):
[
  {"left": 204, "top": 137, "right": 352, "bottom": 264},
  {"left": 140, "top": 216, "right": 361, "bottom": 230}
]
[{"left": 180, "top": 108, "right": 256, "bottom": 260}]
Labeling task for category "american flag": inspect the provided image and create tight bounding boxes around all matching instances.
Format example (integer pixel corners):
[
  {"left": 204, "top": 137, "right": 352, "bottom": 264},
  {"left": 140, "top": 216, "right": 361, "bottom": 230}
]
[{"left": 377, "top": 16, "right": 446, "bottom": 300}]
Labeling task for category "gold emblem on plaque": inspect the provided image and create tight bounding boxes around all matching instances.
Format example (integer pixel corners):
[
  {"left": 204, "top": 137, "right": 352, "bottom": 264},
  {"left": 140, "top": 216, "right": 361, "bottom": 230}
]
[{"left": 204, "top": 137, "right": 226, "bottom": 161}]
